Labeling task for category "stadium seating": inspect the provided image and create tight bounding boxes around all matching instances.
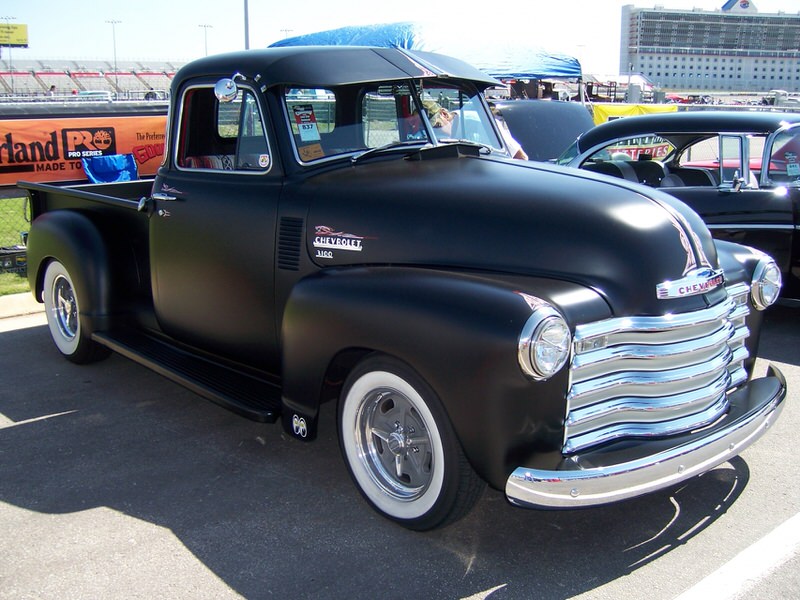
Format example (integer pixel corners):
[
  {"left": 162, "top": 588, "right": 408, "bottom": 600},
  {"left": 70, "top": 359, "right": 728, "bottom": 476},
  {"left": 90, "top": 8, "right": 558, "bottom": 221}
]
[{"left": 0, "top": 59, "right": 182, "bottom": 99}]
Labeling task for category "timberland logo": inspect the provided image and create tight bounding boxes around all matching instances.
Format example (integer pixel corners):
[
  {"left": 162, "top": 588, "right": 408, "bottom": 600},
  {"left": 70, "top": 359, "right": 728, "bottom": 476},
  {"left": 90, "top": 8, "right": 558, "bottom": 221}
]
[{"left": 63, "top": 127, "right": 117, "bottom": 158}]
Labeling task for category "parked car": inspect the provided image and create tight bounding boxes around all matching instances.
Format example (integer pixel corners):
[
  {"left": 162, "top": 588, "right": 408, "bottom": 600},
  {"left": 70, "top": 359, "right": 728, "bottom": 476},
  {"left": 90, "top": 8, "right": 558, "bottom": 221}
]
[
  {"left": 491, "top": 100, "right": 594, "bottom": 162},
  {"left": 555, "top": 111, "right": 800, "bottom": 301},
  {"left": 21, "top": 48, "right": 787, "bottom": 530}
]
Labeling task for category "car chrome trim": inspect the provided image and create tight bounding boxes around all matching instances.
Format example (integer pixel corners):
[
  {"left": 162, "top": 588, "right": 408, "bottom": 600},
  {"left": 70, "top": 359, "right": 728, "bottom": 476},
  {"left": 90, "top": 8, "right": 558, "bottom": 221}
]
[
  {"left": 564, "top": 285, "right": 750, "bottom": 453},
  {"left": 656, "top": 267, "right": 725, "bottom": 299},
  {"left": 506, "top": 367, "right": 786, "bottom": 508},
  {"left": 706, "top": 224, "right": 794, "bottom": 231}
]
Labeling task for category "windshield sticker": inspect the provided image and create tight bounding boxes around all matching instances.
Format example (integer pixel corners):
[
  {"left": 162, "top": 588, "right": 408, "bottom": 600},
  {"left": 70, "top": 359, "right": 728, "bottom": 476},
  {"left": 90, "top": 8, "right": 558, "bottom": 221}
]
[
  {"left": 313, "top": 226, "right": 366, "bottom": 253},
  {"left": 299, "top": 144, "right": 324, "bottom": 162},
  {"left": 786, "top": 152, "right": 799, "bottom": 177},
  {"left": 293, "top": 104, "right": 321, "bottom": 142},
  {"left": 258, "top": 154, "right": 270, "bottom": 168}
]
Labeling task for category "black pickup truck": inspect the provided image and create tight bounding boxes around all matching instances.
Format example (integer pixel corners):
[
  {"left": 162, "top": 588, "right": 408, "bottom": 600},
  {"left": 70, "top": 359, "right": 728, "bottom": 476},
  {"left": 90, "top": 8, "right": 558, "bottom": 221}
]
[{"left": 21, "top": 46, "right": 787, "bottom": 530}]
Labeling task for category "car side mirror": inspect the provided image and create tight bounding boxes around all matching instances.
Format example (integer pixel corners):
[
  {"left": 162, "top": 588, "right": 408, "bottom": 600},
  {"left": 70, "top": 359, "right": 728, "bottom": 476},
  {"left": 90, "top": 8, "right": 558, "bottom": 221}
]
[{"left": 214, "top": 73, "right": 244, "bottom": 103}]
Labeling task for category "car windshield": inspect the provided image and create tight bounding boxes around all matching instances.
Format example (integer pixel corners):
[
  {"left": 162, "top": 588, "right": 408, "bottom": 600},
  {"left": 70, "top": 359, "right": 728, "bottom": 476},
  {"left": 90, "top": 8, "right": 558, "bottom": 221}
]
[{"left": 283, "top": 80, "right": 503, "bottom": 163}]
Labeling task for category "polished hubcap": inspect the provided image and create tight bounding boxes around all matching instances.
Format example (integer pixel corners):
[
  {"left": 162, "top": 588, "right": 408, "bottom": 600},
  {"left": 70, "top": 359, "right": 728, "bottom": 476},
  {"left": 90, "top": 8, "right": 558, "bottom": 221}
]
[
  {"left": 52, "top": 274, "right": 77, "bottom": 341},
  {"left": 357, "top": 390, "right": 433, "bottom": 500}
]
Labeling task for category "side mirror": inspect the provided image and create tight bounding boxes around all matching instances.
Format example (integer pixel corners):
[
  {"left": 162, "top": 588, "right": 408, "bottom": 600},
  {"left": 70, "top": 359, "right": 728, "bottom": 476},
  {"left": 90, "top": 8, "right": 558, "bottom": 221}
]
[{"left": 214, "top": 73, "right": 243, "bottom": 103}]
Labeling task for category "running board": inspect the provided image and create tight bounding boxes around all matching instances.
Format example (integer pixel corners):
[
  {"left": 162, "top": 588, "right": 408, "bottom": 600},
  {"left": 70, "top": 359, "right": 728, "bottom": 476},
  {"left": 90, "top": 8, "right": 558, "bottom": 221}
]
[{"left": 93, "top": 329, "right": 282, "bottom": 422}]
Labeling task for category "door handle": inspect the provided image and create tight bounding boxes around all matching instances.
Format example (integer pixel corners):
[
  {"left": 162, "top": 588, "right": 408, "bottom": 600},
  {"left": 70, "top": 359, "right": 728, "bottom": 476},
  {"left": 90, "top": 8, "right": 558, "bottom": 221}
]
[{"left": 152, "top": 192, "right": 177, "bottom": 201}]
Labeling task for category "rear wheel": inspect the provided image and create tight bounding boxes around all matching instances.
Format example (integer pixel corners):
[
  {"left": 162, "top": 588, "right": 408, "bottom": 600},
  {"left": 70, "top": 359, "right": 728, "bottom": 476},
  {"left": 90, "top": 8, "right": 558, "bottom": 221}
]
[
  {"left": 338, "top": 355, "right": 484, "bottom": 530},
  {"left": 42, "top": 260, "right": 109, "bottom": 364}
]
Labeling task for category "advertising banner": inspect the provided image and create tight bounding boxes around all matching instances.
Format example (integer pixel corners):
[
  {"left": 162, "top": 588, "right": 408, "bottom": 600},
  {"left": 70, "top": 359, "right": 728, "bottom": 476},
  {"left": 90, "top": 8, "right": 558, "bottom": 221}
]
[
  {"left": 592, "top": 103, "right": 677, "bottom": 125},
  {"left": 0, "top": 23, "right": 28, "bottom": 48},
  {"left": 0, "top": 114, "right": 167, "bottom": 187}
]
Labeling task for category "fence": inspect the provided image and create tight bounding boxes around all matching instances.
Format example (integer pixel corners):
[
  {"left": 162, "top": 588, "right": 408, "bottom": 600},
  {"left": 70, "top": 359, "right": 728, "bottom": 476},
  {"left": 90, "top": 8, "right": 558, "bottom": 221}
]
[{"left": 0, "top": 195, "right": 29, "bottom": 275}]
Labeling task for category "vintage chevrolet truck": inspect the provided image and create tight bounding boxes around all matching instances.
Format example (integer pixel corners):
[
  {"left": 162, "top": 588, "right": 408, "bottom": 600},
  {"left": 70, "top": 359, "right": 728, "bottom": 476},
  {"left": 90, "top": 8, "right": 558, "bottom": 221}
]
[{"left": 21, "top": 46, "right": 787, "bottom": 530}]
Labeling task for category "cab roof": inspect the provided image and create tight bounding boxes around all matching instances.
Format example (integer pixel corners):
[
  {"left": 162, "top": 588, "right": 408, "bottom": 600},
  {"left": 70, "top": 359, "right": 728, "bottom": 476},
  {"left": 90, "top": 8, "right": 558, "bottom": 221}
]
[{"left": 173, "top": 46, "right": 501, "bottom": 90}]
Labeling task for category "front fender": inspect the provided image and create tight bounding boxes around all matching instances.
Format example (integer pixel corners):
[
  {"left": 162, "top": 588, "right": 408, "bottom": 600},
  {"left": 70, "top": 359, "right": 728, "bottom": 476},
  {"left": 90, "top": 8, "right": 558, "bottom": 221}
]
[{"left": 280, "top": 266, "right": 610, "bottom": 488}]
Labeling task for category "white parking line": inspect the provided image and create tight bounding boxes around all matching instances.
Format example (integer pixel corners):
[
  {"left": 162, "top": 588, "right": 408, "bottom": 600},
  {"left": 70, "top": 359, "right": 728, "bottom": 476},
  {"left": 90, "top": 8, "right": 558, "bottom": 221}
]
[{"left": 674, "top": 511, "right": 800, "bottom": 600}]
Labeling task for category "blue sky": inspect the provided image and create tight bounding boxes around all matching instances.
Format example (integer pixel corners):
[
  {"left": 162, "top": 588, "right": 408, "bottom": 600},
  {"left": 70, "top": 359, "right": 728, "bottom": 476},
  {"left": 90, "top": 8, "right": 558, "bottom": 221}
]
[{"left": 2, "top": 0, "right": 798, "bottom": 75}]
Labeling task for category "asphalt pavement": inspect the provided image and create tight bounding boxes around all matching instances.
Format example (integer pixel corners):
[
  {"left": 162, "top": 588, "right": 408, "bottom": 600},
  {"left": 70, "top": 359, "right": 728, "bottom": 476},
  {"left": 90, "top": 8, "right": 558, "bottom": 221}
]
[{"left": 1, "top": 294, "right": 798, "bottom": 599}]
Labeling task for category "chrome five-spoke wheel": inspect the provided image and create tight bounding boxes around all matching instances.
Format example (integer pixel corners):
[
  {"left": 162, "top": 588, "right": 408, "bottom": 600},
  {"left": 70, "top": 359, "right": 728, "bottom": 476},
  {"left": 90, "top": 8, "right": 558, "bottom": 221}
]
[{"left": 339, "top": 355, "right": 484, "bottom": 530}]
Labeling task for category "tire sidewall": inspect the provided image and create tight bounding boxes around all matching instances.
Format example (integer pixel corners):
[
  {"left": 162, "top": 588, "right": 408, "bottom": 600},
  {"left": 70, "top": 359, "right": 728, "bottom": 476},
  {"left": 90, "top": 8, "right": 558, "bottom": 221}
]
[
  {"left": 43, "top": 260, "right": 81, "bottom": 357},
  {"left": 339, "top": 356, "right": 458, "bottom": 528}
]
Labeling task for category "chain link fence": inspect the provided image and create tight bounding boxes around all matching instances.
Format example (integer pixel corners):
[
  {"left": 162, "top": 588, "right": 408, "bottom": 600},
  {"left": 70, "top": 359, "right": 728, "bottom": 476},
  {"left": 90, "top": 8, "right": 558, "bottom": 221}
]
[{"left": 0, "top": 195, "right": 29, "bottom": 275}]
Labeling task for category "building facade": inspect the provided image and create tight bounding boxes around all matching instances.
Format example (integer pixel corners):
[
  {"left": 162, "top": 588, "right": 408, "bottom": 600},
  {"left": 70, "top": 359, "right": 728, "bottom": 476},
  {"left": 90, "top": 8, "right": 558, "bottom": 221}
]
[{"left": 621, "top": 1, "right": 800, "bottom": 92}]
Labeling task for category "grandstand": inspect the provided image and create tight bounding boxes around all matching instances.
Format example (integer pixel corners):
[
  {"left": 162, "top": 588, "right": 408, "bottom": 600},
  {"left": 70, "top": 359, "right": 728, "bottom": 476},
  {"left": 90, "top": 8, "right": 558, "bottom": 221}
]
[
  {"left": 36, "top": 71, "right": 77, "bottom": 93},
  {"left": 0, "top": 58, "right": 183, "bottom": 100},
  {"left": 107, "top": 71, "right": 151, "bottom": 94},
  {"left": 0, "top": 71, "right": 43, "bottom": 94},
  {"left": 72, "top": 71, "right": 114, "bottom": 92}
]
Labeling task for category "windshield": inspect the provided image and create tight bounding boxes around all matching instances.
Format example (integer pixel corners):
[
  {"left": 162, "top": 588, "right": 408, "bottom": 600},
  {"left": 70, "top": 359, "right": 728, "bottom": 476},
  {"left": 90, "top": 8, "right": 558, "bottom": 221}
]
[{"left": 284, "top": 80, "right": 503, "bottom": 163}]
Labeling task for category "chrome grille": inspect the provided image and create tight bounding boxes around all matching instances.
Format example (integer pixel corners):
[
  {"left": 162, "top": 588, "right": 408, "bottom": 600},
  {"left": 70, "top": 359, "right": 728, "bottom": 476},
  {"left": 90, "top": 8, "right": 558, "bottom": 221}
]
[{"left": 564, "top": 283, "right": 750, "bottom": 454}]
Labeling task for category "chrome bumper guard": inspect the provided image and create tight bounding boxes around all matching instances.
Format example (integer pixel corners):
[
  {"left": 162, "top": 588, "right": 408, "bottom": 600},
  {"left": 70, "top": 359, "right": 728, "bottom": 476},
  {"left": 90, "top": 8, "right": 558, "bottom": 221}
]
[{"left": 505, "top": 366, "right": 786, "bottom": 508}]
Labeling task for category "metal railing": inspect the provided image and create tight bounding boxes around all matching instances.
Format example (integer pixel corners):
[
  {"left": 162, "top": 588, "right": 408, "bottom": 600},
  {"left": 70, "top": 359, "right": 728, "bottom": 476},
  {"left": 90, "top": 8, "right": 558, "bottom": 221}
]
[{"left": 0, "top": 195, "right": 29, "bottom": 275}]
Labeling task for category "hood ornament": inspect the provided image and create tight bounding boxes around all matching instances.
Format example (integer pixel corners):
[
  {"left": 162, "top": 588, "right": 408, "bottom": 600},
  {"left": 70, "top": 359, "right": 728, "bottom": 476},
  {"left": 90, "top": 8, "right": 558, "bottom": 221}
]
[{"left": 656, "top": 201, "right": 719, "bottom": 299}]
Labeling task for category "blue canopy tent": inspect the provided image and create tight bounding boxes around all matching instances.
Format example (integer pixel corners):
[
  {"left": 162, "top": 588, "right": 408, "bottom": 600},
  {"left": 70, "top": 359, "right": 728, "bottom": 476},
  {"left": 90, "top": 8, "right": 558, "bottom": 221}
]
[{"left": 269, "top": 22, "right": 582, "bottom": 83}]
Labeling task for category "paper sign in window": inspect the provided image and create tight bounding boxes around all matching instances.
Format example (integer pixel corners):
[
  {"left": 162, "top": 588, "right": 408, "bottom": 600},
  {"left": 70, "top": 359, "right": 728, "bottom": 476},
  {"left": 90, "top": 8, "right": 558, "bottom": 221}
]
[{"left": 293, "top": 105, "right": 321, "bottom": 142}]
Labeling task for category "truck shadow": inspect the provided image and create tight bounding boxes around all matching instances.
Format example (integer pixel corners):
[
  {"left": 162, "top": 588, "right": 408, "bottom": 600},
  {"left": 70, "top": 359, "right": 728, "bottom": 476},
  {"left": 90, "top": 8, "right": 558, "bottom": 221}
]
[
  {"left": 0, "top": 324, "right": 758, "bottom": 599},
  {"left": 758, "top": 304, "right": 800, "bottom": 367}
]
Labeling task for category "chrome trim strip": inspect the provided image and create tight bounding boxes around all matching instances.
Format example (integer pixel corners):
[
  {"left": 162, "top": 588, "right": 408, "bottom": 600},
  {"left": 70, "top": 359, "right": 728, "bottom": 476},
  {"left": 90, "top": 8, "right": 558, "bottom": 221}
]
[
  {"left": 565, "top": 395, "right": 729, "bottom": 453},
  {"left": 506, "top": 370, "right": 785, "bottom": 508},
  {"left": 573, "top": 297, "right": 735, "bottom": 342},
  {"left": 565, "top": 286, "right": 750, "bottom": 453},
  {"left": 571, "top": 321, "right": 733, "bottom": 377},
  {"left": 568, "top": 346, "right": 732, "bottom": 408},
  {"left": 567, "top": 373, "right": 730, "bottom": 433},
  {"left": 707, "top": 224, "right": 794, "bottom": 231}
]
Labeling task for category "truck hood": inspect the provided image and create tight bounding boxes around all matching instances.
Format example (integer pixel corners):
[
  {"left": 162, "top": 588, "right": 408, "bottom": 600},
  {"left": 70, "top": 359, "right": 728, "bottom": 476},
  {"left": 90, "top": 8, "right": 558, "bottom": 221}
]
[{"left": 300, "top": 150, "right": 725, "bottom": 316}]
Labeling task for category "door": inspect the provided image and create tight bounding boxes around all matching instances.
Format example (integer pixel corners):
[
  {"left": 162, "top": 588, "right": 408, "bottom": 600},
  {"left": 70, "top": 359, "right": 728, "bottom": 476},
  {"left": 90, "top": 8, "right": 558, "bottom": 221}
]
[
  {"left": 149, "top": 83, "right": 282, "bottom": 372},
  {"left": 667, "top": 133, "right": 795, "bottom": 279}
]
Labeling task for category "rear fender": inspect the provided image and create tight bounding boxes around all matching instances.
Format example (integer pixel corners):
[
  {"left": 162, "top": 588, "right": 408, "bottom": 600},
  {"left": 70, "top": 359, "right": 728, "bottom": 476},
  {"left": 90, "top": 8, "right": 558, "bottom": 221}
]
[{"left": 28, "top": 210, "right": 114, "bottom": 333}]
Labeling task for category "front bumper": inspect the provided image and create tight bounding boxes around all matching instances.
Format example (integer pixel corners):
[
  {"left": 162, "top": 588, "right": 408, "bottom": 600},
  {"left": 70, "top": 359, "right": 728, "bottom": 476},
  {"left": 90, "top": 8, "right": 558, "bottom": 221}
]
[{"left": 505, "top": 365, "right": 786, "bottom": 508}]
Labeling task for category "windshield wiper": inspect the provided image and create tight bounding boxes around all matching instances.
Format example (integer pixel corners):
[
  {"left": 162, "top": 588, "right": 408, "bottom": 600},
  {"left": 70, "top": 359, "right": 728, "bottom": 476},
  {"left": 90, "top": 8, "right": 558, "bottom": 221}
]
[{"left": 351, "top": 140, "right": 430, "bottom": 164}]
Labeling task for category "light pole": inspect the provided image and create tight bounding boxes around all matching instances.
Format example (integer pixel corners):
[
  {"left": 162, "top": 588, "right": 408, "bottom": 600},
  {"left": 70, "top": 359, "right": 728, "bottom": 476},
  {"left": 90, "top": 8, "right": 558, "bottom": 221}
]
[
  {"left": 244, "top": 0, "right": 249, "bottom": 49},
  {"left": 106, "top": 19, "right": 120, "bottom": 98},
  {"left": 199, "top": 24, "right": 212, "bottom": 56},
  {"left": 1, "top": 16, "right": 16, "bottom": 95}
]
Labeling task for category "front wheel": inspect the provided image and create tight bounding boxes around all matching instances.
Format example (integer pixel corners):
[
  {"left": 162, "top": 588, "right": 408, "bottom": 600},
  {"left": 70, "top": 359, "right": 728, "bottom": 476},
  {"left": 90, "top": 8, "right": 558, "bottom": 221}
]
[
  {"left": 42, "top": 260, "right": 109, "bottom": 364},
  {"left": 338, "top": 355, "right": 484, "bottom": 530}
]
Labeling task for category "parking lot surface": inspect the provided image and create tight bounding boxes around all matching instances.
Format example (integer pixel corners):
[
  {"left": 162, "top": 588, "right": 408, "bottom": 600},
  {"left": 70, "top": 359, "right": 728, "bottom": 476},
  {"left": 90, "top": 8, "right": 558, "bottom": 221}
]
[{"left": 1, "top": 297, "right": 798, "bottom": 599}]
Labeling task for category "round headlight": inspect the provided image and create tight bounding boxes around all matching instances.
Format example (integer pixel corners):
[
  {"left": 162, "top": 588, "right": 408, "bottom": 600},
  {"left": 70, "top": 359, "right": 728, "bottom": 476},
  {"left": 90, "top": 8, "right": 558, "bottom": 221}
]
[
  {"left": 751, "top": 258, "right": 782, "bottom": 310},
  {"left": 518, "top": 304, "right": 572, "bottom": 380}
]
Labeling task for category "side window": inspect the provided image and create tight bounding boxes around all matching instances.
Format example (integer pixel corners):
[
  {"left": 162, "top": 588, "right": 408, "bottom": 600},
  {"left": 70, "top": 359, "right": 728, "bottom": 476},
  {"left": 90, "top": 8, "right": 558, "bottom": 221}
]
[
  {"left": 767, "top": 128, "right": 800, "bottom": 185},
  {"left": 363, "top": 86, "right": 404, "bottom": 146},
  {"left": 177, "top": 86, "right": 271, "bottom": 172},
  {"left": 720, "top": 135, "right": 743, "bottom": 184}
]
